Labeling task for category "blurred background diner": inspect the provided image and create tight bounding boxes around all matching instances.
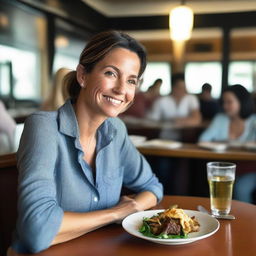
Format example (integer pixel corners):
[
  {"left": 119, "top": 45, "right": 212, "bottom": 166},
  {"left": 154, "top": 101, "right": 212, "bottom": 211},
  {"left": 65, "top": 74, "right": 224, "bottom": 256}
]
[
  {"left": 198, "top": 83, "right": 220, "bottom": 121},
  {"left": 121, "top": 78, "right": 162, "bottom": 119},
  {"left": 1, "top": 0, "right": 256, "bottom": 207}
]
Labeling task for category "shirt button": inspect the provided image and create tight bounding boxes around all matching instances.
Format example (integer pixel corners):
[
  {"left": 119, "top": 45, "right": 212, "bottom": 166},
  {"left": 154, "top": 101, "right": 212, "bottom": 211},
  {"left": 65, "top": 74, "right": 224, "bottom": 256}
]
[{"left": 93, "top": 196, "right": 98, "bottom": 202}]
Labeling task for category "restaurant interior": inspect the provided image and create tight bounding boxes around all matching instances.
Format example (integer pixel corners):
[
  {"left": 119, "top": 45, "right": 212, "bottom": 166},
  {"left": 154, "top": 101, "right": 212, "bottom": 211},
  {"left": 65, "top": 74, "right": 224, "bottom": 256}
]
[{"left": 0, "top": 0, "right": 256, "bottom": 256}]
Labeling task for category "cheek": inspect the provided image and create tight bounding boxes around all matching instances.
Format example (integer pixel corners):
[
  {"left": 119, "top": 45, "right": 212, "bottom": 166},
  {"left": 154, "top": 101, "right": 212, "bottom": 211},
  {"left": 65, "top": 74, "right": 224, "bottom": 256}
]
[
  {"left": 127, "top": 89, "right": 136, "bottom": 102},
  {"left": 233, "top": 102, "right": 240, "bottom": 112},
  {"left": 90, "top": 78, "right": 110, "bottom": 96}
]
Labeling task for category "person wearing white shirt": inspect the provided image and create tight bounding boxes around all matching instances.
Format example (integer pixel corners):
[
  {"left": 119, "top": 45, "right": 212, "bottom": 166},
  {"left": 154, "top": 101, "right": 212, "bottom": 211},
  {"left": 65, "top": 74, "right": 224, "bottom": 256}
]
[{"left": 147, "top": 73, "right": 201, "bottom": 126}]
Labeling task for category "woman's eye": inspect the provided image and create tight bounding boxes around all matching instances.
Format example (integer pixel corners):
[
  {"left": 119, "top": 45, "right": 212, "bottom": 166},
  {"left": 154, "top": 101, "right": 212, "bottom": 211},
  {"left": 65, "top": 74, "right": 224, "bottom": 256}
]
[
  {"left": 128, "top": 79, "right": 137, "bottom": 86},
  {"left": 105, "top": 71, "right": 116, "bottom": 77}
]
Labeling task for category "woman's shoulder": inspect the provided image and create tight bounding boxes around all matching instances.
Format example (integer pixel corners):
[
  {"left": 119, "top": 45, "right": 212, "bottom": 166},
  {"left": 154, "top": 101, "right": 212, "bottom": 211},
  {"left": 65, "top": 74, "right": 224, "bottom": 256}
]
[
  {"left": 247, "top": 114, "right": 256, "bottom": 123},
  {"left": 25, "top": 110, "right": 58, "bottom": 130},
  {"left": 212, "top": 112, "right": 227, "bottom": 120}
]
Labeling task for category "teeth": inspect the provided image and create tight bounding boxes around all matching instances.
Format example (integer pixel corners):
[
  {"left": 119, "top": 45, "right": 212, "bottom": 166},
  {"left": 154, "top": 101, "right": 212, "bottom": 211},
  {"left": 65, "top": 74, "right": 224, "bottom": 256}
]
[{"left": 105, "top": 96, "right": 122, "bottom": 105}]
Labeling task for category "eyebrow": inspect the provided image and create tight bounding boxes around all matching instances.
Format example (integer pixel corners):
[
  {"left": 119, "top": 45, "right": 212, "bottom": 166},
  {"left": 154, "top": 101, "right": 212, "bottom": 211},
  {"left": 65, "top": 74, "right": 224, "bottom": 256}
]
[{"left": 105, "top": 65, "right": 138, "bottom": 80}]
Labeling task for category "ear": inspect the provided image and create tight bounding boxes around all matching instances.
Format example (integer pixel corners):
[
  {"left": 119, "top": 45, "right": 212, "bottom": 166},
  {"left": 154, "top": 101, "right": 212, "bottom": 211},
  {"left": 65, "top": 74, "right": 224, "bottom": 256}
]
[{"left": 76, "top": 64, "right": 85, "bottom": 86}]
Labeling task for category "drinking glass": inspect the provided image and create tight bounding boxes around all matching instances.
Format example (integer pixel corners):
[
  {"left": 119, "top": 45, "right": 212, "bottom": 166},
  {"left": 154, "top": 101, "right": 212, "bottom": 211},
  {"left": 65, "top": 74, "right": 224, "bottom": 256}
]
[{"left": 207, "top": 162, "right": 236, "bottom": 216}]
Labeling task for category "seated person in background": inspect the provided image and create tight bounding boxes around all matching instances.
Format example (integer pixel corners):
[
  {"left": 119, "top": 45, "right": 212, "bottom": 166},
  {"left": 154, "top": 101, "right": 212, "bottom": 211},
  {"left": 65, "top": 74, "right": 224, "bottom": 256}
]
[
  {"left": 199, "top": 84, "right": 256, "bottom": 142},
  {"left": 144, "top": 78, "right": 162, "bottom": 109},
  {"left": 122, "top": 78, "right": 162, "bottom": 118},
  {"left": 199, "top": 84, "right": 256, "bottom": 203},
  {"left": 0, "top": 100, "right": 16, "bottom": 153},
  {"left": 40, "top": 67, "right": 71, "bottom": 111},
  {"left": 199, "top": 83, "right": 220, "bottom": 120},
  {"left": 8, "top": 30, "right": 163, "bottom": 255},
  {"left": 147, "top": 73, "right": 201, "bottom": 126}
]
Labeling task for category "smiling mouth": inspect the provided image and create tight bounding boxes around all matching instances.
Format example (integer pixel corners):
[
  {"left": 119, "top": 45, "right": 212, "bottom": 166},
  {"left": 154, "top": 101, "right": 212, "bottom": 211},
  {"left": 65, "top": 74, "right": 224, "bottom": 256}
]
[{"left": 103, "top": 95, "right": 123, "bottom": 105}]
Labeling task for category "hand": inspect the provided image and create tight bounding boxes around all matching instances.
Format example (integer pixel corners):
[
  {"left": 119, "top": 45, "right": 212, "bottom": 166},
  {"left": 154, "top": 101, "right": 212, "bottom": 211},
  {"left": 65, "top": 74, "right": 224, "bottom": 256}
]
[{"left": 112, "top": 195, "right": 141, "bottom": 223}]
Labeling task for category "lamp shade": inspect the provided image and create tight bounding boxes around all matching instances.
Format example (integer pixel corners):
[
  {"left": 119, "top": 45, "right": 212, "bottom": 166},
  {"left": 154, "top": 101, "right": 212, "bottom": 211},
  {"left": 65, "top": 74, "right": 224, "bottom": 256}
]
[{"left": 169, "top": 5, "right": 194, "bottom": 41}]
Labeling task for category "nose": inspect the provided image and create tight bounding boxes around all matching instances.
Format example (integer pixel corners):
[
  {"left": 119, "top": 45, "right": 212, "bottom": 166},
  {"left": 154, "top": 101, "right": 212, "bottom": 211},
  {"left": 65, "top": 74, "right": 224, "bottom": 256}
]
[{"left": 113, "top": 79, "right": 126, "bottom": 95}]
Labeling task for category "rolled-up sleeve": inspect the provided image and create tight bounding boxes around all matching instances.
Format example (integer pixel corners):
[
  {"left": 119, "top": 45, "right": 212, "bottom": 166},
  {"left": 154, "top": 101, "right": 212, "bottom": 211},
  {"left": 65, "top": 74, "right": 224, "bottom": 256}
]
[
  {"left": 119, "top": 126, "right": 163, "bottom": 202},
  {"left": 13, "top": 114, "right": 64, "bottom": 253}
]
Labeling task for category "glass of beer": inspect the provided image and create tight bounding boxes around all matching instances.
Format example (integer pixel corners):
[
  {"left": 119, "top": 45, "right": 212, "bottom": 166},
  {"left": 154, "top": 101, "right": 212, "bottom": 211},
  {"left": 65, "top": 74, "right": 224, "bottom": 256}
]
[{"left": 207, "top": 162, "right": 236, "bottom": 216}]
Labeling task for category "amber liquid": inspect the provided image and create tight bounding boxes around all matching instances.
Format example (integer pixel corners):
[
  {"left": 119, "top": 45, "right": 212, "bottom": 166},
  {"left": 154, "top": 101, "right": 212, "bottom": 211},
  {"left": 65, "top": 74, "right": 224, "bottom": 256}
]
[{"left": 208, "top": 176, "right": 234, "bottom": 215}]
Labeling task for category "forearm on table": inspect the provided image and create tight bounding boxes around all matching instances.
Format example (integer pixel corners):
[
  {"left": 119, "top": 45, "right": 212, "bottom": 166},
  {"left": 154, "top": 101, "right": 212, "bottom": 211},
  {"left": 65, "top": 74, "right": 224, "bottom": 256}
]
[
  {"left": 133, "top": 191, "right": 158, "bottom": 211},
  {"left": 52, "top": 191, "right": 157, "bottom": 246},
  {"left": 51, "top": 208, "right": 117, "bottom": 245}
]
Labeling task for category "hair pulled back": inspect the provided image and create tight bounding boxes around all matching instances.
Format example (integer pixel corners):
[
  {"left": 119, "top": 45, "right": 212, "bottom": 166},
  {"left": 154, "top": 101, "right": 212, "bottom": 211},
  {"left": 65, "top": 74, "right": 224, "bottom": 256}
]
[{"left": 65, "top": 30, "right": 147, "bottom": 101}]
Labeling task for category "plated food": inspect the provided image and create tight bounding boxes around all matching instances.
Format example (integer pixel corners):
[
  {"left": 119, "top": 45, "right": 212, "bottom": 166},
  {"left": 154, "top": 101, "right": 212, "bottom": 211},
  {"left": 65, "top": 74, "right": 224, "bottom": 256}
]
[
  {"left": 139, "top": 206, "right": 200, "bottom": 239},
  {"left": 122, "top": 208, "right": 219, "bottom": 245}
]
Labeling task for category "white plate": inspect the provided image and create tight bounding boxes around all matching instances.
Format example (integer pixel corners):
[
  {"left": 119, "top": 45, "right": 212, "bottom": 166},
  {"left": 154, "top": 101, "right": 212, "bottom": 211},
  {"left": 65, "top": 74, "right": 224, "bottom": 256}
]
[
  {"left": 122, "top": 209, "right": 219, "bottom": 245},
  {"left": 140, "top": 139, "right": 182, "bottom": 149},
  {"left": 129, "top": 135, "right": 147, "bottom": 146},
  {"left": 198, "top": 142, "right": 227, "bottom": 152}
]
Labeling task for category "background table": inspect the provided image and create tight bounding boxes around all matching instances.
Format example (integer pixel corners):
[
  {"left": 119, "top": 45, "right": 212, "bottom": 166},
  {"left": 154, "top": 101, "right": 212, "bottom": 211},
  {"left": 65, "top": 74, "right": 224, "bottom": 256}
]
[
  {"left": 138, "top": 143, "right": 256, "bottom": 161},
  {"left": 14, "top": 196, "right": 256, "bottom": 256}
]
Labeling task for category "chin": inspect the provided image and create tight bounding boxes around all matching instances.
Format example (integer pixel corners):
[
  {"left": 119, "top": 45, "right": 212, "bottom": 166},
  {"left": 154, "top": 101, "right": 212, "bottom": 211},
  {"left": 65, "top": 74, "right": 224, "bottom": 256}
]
[
  {"left": 104, "top": 106, "right": 128, "bottom": 118},
  {"left": 103, "top": 110, "right": 122, "bottom": 118}
]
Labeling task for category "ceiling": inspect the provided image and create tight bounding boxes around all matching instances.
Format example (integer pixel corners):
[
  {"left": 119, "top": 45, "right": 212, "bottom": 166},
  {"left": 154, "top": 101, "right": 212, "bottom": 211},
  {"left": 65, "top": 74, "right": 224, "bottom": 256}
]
[{"left": 83, "top": 0, "right": 256, "bottom": 17}]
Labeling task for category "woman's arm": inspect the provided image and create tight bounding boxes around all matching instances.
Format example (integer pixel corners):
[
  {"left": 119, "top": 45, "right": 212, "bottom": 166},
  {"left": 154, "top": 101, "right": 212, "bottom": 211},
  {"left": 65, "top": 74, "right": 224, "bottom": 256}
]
[{"left": 52, "top": 191, "right": 157, "bottom": 245}]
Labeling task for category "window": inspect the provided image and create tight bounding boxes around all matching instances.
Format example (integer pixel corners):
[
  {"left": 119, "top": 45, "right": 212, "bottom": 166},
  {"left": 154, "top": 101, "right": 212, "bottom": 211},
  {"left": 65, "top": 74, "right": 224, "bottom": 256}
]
[
  {"left": 0, "top": 45, "right": 39, "bottom": 100},
  {"left": 0, "top": 61, "right": 11, "bottom": 97},
  {"left": 53, "top": 19, "right": 89, "bottom": 73},
  {"left": 53, "top": 35, "right": 85, "bottom": 72},
  {"left": 0, "top": 1, "right": 44, "bottom": 102},
  {"left": 141, "top": 62, "right": 171, "bottom": 95},
  {"left": 185, "top": 62, "right": 222, "bottom": 98},
  {"left": 228, "top": 61, "right": 254, "bottom": 92}
]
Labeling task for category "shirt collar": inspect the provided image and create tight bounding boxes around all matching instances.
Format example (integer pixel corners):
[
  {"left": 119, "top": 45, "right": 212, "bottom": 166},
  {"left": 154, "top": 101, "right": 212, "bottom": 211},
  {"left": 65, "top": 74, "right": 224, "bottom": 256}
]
[
  {"left": 58, "top": 100, "right": 118, "bottom": 146},
  {"left": 58, "top": 100, "right": 80, "bottom": 138},
  {"left": 97, "top": 118, "right": 117, "bottom": 149}
]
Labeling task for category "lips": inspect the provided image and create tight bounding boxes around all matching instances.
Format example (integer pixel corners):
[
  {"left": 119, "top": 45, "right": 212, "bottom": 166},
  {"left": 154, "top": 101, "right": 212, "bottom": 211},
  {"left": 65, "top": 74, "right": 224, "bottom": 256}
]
[{"left": 103, "top": 95, "right": 123, "bottom": 105}]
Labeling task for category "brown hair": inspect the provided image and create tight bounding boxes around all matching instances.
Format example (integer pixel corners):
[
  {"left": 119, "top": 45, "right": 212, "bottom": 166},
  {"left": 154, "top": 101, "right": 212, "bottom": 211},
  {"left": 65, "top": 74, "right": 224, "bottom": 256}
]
[{"left": 65, "top": 30, "right": 147, "bottom": 101}]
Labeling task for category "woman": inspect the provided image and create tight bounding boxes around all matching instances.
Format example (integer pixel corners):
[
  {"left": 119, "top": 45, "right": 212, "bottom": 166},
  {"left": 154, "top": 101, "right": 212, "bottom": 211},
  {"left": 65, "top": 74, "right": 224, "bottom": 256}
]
[
  {"left": 9, "top": 31, "right": 163, "bottom": 254},
  {"left": 199, "top": 84, "right": 256, "bottom": 142},
  {"left": 199, "top": 84, "right": 256, "bottom": 204}
]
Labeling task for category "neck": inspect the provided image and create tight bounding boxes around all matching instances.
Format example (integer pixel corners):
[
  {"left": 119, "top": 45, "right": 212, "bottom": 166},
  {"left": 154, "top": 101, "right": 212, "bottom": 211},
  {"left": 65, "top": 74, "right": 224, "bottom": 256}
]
[
  {"left": 171, "top": 93, "right": 184, "bottom": 102},
  {"left": 230, "top": 115, "right": 242, "bottom": 122},
  {"left": 74, "top": 97, "right": 106, "bottom": 140}
]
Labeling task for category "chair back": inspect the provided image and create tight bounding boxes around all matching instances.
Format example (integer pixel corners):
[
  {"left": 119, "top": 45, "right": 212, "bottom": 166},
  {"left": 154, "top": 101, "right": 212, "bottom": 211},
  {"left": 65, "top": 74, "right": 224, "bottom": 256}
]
[{"left": 0, "top": 154, "right": 18, "bottom": 256}]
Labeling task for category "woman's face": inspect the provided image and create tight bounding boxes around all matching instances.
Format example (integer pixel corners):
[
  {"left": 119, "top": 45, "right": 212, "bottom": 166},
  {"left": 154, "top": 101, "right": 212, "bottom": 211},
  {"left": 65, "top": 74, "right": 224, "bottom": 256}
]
[
  {"left": 222, "top": 91, "right": 240, "bottom": 117},
  {"left": 79, "top": 47, "right": 140, "bottom": 118}
]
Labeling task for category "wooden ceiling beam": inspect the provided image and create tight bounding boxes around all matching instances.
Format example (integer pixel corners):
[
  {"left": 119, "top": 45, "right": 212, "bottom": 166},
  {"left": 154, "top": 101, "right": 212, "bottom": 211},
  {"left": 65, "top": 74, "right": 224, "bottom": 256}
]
[{"left": 108, "top": 11, "right": 256, "bottom": 30}]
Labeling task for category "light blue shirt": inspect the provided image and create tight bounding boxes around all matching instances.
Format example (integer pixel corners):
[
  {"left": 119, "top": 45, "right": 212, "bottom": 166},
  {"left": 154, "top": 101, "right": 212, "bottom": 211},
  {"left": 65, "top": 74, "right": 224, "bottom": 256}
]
[
  {"left": 12, "top": 100, "right": 163, "bottom": 253},
  {"left": 199, "top": 113, "right": 256, "bottom": 142}
]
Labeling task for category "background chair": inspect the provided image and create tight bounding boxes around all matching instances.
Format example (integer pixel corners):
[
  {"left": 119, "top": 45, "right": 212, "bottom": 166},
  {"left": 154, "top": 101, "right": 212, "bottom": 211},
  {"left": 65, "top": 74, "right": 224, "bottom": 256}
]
[{"left": 0, "top": 154, "right": 18, "bottom": 256}]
